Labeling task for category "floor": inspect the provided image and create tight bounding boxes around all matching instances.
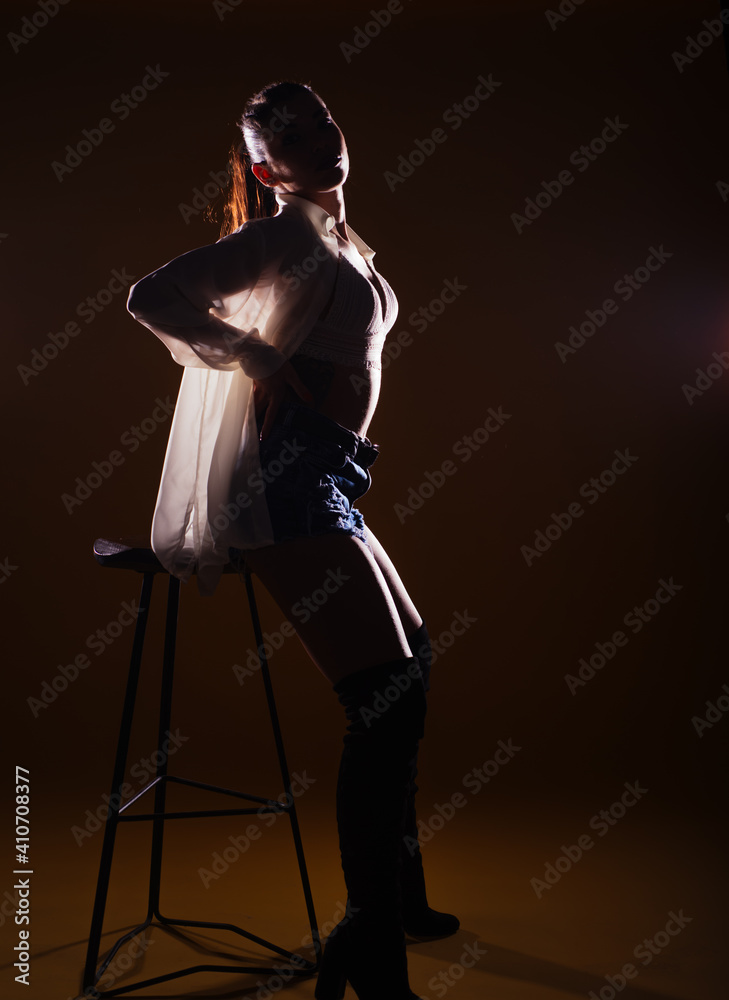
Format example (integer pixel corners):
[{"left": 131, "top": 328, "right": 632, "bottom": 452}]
[{"left": 13, "top": 792, "right": 726, "bottom": 1000}]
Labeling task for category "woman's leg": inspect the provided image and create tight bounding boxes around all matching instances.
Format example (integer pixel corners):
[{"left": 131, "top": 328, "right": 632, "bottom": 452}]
[
  {"left": 244, "top": 531, "right": 426, "bottom": 996},
  {"left": 362, "top": 527, "right": 423, "bottom": 638},
  {"left": 242, "top": 531, "right": 414, "bottom": 685},
  {"left": 356, "top": 529, "right": 460, "bottom": 937}
]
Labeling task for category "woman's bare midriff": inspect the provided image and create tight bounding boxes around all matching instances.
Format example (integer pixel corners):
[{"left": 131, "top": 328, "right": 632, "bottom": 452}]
[
  {"left": 286, "top": 352, "right": 381, "bottom": 439},
  {"left": 280, "top": 233, "right": 385, "bottom": 438}
]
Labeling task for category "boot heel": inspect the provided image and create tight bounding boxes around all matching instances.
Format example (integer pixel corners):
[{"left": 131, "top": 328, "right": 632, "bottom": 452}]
[{"left": 315, "top": 931, "right": 347, "bottom": 1000}]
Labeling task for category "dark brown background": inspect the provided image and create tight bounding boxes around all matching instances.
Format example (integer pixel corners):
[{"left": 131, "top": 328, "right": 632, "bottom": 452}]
[{"left": 1, "top": 1, "right": 728, "bottom": 996}]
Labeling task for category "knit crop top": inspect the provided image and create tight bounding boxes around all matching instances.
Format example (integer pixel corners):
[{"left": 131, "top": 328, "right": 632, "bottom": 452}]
[{"left": 292, "top": 244, "right": 398, "bottom": 370}]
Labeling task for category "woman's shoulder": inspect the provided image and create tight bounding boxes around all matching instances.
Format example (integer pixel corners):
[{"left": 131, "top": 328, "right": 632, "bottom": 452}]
[
  {"left": 223, "top": 207, "right": 325, "bottom": 271},
  {"left": 227, "top": 206, "right": 310, "bottom": 243}
]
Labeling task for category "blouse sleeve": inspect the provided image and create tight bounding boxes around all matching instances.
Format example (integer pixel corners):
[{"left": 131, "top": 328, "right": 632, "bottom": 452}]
[{"left": 126, "top": 221, "right": 288, "bottom": 378}]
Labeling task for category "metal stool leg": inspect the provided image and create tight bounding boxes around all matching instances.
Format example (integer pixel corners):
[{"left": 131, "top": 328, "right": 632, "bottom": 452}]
[
  {"left": 148, "top": 573, "right": 180, "bottom": 921},
  {"left": 82, "top": 559, "right": 322, "bottom": 998},
  {"left": 83, "top": 571, "right": 155, "bottom": 995},
  {"left": 243, "top": 565, "right": 322, "bottom": 967}
]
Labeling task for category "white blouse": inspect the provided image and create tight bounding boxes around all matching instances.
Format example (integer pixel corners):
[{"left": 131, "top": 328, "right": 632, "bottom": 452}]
[
  {"left": 292, "top": 243, "right": 398, "bottom": 369},
  {"left": 126, "top": 192, "right": 389, "bottom": 596}
]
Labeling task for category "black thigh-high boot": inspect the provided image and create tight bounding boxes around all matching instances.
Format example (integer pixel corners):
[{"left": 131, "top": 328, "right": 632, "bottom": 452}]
[
  {"left": 400, "top": 622, "right": 460, "bottom": 938},
  {"left": 314, "top": 656, "right": 427, "bottom": 1000}
]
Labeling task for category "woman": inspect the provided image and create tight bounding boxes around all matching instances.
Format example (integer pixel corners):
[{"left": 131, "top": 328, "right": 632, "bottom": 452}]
[{"left": 127, "top": 79, "right": 458, "bottom": 1000}]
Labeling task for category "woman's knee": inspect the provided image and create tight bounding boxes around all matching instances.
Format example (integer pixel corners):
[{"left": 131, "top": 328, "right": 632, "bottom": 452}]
[
  {"left": 333, "top": 656, "right": 428, "bottom": 746},
  {"left": 405, "top": 619, "right": 432, "bottom": 693}
]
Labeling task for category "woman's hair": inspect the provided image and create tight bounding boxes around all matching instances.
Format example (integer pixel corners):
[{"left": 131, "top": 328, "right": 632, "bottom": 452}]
[{"left": 215, "top": 79, "right": 321, "bottom": 238}]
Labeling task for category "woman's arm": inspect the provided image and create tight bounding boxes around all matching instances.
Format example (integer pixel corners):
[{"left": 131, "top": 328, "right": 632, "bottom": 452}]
[
  {"left": 126, "top": 221, "right": 287, "bottom": 377},
  {"left": 136, "top": 313, "right": 289, "bottom": 378}
]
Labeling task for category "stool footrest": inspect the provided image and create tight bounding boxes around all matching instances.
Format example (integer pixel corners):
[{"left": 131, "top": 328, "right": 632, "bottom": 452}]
[
  {"left": 119, "top": 805, "right": 289, "bottom": 821},
  {"left": 83, "top": 548, "right": 322, "bottom": 998},
  {"left": 89, "top": 914, "right": 316, "bottom": 998},
  {"left": 116, "top": 773, "right": 291, "bottom": 821}
]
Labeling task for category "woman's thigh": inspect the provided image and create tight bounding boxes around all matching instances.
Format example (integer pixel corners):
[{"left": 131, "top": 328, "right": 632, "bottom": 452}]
[
  {"left": 242, "top": 532, "right": 413, "bottom": 685},
  {"left": 362, "top": 527, "right": 423, "bottom": 638}
]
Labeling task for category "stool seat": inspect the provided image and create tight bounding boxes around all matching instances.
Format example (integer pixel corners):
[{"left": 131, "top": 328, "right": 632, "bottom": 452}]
[
  {"left": 83, "top": 532, "right": 320, "bottom": 997},
  {"left": 93, "top": 535, "right": 243, "bottom": 575}
]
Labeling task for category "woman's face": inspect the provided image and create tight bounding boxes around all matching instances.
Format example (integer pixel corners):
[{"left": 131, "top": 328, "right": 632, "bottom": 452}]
[{"left": 252, "top": 91, "right": 349, "bottom": 196}]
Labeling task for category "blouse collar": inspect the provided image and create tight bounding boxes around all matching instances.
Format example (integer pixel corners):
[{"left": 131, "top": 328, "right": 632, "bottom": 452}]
[{"left": 274, "top": 191, "right": 376, "bottom": 261}]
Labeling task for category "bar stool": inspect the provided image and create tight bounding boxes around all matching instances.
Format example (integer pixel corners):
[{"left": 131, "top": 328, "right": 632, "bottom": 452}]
[{"left": 82, "top": 535, "right": 321, "bottom": 998}]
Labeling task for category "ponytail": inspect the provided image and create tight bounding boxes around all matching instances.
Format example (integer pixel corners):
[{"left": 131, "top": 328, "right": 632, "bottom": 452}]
[
  {"left": 214, "top": 79, "right": 320, "bottom": 239},
  {"left": 216, "top": 139, "right": 276, "bottom": 238}
]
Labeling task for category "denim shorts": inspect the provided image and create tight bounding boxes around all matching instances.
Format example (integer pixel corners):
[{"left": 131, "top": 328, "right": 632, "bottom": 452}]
[{"left": 252, "top": 398, "right": 380, "bottom": 548}]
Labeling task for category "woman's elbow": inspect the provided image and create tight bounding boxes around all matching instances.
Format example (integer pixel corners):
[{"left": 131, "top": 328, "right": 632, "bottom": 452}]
[{"left": 126, "top": 277, "right": 152, "bottom": 319}]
